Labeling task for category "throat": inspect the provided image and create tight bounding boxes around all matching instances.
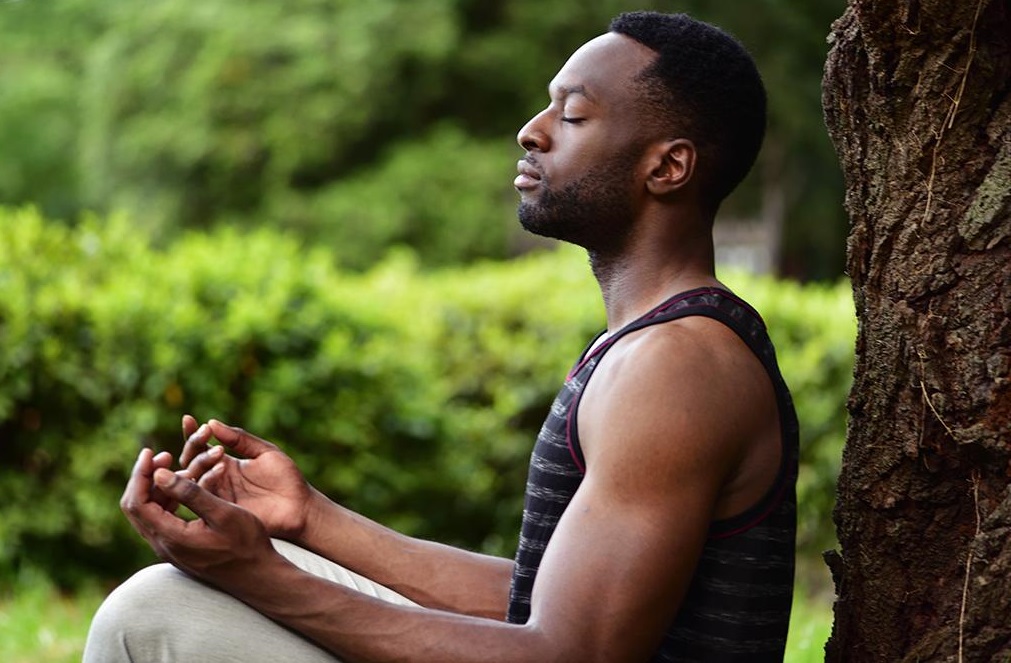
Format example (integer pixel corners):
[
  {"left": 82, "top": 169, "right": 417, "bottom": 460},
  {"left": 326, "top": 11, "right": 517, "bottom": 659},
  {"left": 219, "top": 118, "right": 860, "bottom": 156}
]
[
  {"left": 590, "top": 255, "right": 723, "bottom": 332},
  {"left": 587, "top": 250, "right": 629, "bottom": 308},
  {"left": 588, "top": 250, "right": 645, "bottom": 330}
]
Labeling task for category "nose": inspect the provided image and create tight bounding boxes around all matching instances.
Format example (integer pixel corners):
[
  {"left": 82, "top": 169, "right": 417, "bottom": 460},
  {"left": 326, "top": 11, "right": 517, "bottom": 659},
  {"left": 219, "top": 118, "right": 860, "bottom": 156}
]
[{"left": 516, "top": 109, "right": 550, "bottom": 153}]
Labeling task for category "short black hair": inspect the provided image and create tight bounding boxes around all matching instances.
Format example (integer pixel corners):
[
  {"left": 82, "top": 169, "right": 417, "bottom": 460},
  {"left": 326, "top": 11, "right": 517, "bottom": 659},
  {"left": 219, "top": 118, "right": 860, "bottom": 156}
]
[{"left": 609, "top": 11, "right": 766, "bottom": 209}]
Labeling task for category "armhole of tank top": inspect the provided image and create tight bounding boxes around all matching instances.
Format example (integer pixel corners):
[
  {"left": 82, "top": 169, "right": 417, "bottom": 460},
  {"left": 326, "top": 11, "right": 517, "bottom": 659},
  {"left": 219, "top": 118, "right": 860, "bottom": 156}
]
[
  {"left": 565, "top": 391, "right": 587, "bottom": 475},
  {"left": 685, "top": 305, "right": 797, "bottom": 539},
  {"left": 569, "top": 299, "right": 795, "bottom": 536},
  {"left": 567, "top": 330, "right": 607, "bottom": 381},
  {"left": 564, "top": 331, "right": 609, "bottom": 472}
]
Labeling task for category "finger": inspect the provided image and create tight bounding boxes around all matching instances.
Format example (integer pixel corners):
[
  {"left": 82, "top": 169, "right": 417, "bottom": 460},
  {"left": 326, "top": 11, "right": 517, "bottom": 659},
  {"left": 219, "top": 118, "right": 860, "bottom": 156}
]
[
  {"left": 180, "top": 423, "right": 213, "bottom": 467},
  {"left": 121, "top": 449, "right": 174, "bottom": 540},
  {"left": 121, "top": 448, "right": 155, "bottom": 513},
  {"left": 152, "top": 451, "right": 174, "bottom": 469},
  {"left": 182, "top": 414, "right": 199, "bottom": 440},
  {"left": 182, "top": 444, "right": 226, "bottom": 483},
  {"left": 206, "top": 420, "right": 279, "bottom": 459},
  {"left": 197, "top": 461, "right": 226, "bottom": 492},
  {"left": 179, "top": 414, "right": 202, "bottom": 465},
  {"left": 130, "top": 496, "right": 191, "bottom": 547},
  {"left": 151, "top": 490, "right": 179, "bottom": 514},
  {"left": 150, "top": 451, "right": 179, "bottom": 511},
  {"left": 154, "top": 468, "right": 232, "bottom": 529}
]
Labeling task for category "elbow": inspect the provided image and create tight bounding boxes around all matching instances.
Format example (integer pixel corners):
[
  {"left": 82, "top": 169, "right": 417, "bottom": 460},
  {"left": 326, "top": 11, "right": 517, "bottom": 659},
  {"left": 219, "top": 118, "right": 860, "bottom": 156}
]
[{"left": 518, "top": 622, "right": 626, "bottom": 663}]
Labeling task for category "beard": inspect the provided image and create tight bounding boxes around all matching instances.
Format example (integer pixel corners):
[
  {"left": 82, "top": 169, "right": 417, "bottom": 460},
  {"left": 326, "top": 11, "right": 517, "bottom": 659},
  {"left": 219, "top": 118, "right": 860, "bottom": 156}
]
[{"left": 517, "top": 151, "right": 639, "bottom": 255}]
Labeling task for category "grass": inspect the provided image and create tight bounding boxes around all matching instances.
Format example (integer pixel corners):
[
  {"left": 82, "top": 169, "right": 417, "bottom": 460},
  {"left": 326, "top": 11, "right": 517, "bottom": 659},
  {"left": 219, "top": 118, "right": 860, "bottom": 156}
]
[
  {"left": 0, "top": 574, "right": 106, "bottom": 663},
  {"left": 786, "top": 585, "right": 834, "bottom": 662},
  {"left": 0, "top": 569, "right": 833, "bottom": 662}
]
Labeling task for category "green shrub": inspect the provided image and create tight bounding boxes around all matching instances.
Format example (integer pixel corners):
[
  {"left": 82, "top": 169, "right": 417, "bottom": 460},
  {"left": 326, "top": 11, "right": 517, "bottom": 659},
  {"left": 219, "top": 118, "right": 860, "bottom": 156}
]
[
  {"left": 276, "top": 126, "right": 521, "bottom": 269},
  {"left": 0, "top": 208, "right": 853, "bottom": 587}
]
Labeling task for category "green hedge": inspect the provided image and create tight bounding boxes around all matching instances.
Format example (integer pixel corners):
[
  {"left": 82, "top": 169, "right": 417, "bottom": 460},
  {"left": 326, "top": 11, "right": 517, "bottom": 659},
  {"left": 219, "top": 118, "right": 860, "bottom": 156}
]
[{"left": 0, "top": 208, "right": 854, "bottom": 587}]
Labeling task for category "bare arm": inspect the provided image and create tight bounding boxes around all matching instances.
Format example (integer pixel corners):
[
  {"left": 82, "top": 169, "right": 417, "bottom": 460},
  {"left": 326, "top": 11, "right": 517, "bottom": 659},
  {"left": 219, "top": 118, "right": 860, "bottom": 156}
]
[
  {"left": 299, "top": 490, "right": 514, "bottom": 619},
  {"left": 133, "top": 318, "right": 778, "bottom": 662},
  {"left": 180, "top": 417, "right": 514, "bottom": 619}
]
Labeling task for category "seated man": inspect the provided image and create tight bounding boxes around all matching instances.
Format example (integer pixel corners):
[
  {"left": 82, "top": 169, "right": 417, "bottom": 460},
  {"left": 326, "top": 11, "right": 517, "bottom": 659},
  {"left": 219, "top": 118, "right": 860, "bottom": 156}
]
[{"left": 85, "top": 11, "right": 798, "bottom": 662}]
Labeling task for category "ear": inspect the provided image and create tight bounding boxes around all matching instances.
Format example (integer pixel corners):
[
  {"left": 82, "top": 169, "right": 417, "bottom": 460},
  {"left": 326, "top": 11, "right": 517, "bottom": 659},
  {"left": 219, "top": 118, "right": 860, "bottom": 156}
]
[{"left": 645, "top": 139, "right": 696, "bottom": 196}]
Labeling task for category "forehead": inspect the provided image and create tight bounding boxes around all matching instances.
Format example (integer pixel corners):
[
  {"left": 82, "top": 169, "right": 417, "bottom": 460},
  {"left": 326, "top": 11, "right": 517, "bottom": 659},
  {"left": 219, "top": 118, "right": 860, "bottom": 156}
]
[{"left": 549, "top": 33, "right": 658, "bottom": 104}]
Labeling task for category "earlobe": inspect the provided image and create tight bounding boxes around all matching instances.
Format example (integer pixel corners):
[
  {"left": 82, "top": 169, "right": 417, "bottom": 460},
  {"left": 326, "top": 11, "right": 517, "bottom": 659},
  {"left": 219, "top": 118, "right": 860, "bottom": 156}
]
[{"left": 646, "top": 139, "right": 696, "bottom": 196}]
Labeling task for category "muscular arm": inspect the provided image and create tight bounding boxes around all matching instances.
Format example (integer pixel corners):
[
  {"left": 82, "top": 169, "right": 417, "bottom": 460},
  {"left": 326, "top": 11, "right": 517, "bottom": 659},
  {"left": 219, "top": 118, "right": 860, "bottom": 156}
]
[
  {"left": 147, "top": 317, "right": 779, "bottom": 662},
  {"left": 181, "top": 418, "right": 514, "bottom": 619},
  {"left": 299, "top": 491, "right": 515, "bottom": 619}
]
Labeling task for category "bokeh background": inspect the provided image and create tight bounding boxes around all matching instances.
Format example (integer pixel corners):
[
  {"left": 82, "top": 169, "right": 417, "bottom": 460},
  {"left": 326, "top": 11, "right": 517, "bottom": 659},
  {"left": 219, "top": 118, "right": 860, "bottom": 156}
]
[{"left": 0, "top": 1, "right": 851, "bottom": 660}]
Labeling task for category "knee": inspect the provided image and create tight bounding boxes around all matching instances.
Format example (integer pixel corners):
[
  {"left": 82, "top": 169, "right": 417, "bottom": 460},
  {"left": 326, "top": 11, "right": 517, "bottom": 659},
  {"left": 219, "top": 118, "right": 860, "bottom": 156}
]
[
  {"left": 91, "top": 563, "right": 190, "bottom": 626},
  {"left": 83, "top": 564, "right": 195, "bottom": 662}
]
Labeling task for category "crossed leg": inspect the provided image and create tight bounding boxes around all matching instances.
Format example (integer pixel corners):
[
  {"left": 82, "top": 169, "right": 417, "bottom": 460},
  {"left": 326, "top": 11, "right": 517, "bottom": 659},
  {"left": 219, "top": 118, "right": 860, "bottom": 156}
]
[{"left": 83, "top": 539, "right": 418, "bottom": 663}]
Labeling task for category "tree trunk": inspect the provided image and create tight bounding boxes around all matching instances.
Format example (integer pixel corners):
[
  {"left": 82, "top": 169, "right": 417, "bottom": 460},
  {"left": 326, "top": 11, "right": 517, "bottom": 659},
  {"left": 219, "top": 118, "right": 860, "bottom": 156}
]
[{"left": 822, "top": 0, "right": 1011, "bottom": 660}]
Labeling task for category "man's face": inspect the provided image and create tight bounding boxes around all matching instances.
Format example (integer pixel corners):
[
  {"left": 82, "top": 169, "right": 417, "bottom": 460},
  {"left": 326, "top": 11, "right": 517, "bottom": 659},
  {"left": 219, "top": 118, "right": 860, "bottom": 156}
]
[{"left": 514, "top": 33, "right": 657, "bottom": 253}]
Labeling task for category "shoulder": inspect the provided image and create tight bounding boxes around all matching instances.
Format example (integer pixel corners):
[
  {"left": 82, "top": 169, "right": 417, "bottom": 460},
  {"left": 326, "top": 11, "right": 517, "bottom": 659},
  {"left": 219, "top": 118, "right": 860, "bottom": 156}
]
[
  {"left": 576, "top": 315, "right": 777, "bottom": 506},
  {"left": 582, "top": 315, "right": 770, "bottom": 436}
]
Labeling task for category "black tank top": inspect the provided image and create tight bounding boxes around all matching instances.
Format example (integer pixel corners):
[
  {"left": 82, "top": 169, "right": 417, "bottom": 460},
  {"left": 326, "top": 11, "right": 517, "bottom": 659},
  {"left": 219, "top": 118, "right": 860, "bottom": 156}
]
[{"left": 506, "top": 287, "right": 798, "bottom": 662}]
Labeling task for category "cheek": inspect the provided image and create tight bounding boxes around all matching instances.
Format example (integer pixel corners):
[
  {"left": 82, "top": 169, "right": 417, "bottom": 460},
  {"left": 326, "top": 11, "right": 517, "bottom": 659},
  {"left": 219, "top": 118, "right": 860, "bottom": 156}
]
[{"left": 550, "top": 140, "right": 614, "bottom": 181}]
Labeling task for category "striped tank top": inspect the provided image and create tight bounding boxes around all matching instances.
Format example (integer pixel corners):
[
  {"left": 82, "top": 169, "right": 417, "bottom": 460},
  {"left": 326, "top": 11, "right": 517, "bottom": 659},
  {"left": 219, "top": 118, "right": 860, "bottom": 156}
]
[{"left": 505, "top": 287, "right": 799, "bottom": 662}]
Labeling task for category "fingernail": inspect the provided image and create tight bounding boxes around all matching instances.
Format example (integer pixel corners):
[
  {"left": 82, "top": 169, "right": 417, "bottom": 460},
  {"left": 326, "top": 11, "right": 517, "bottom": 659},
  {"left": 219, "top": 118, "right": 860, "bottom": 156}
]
[
  {"left": 208, "top": 445, "right": 224, "bottom": 457},
  {"left": 154, "top": 468, "right": 176, "bottom": 487},
  {"left": 186, "top": 425, "right": 208, "bottom": 443}
]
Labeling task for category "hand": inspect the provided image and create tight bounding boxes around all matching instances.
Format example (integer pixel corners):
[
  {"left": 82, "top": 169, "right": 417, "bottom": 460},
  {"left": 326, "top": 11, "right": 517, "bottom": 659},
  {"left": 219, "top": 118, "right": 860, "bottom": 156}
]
[
  {"left": 141, "top": 416, "right": 219, "bottom": 515},
  {"left": 121, "top": 448, "right": 278, "bottom": 587},
  {"left": 177, "top": 416, "right": 315, "bottom": 541}
]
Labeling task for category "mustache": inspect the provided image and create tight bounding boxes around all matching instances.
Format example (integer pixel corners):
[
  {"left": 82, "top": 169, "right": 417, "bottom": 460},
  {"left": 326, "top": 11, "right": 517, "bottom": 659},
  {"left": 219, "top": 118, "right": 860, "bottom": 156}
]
[{"left": 521, "top": 155, "right": 545, "bottom": 177}]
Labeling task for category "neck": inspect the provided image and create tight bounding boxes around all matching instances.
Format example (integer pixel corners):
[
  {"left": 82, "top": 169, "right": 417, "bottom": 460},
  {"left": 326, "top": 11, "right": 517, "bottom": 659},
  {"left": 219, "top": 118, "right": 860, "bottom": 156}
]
[{"left": 588, "top": 218, "right": 721, "bottom": 332}]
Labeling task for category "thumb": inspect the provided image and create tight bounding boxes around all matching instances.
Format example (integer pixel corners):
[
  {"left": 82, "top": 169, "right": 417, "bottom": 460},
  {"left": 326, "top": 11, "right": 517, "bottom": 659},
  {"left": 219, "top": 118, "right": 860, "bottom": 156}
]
[
  {"left": 206, "top": 420, "right": 278, "bottom": 459},
  {"left": 154, "top": 468, "right": 229, "bottom": 527}
]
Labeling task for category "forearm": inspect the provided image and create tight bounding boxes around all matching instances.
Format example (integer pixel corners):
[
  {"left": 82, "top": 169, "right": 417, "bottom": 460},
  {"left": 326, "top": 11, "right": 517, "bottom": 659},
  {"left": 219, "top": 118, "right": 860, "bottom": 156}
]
[
  {"left": 232, "top": 553, "right": 549, "bottom": 663},
  {"left": 298, "top": 488, "right": 515, "bottom": 619}
]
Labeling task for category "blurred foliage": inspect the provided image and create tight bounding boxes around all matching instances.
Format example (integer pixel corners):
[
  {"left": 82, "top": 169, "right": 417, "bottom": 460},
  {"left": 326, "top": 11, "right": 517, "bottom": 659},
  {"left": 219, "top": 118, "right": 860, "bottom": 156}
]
[
  {"left": 0, "top": 0, "right": 845, "bottom": 278},
  {"left": 0, "top": 208, "right": 853, "bottom": 587}
]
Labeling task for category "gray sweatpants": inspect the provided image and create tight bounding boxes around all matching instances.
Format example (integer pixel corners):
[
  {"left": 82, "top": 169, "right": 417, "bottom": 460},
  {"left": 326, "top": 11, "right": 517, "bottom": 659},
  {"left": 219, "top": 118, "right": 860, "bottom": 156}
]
[{"left": 83, "top": 539, "right": 418, "bottom": 662}]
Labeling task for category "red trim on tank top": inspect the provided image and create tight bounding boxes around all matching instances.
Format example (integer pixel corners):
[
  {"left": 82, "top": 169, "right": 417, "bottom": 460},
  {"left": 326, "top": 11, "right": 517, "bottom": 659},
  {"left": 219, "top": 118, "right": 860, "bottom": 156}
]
[
  {"left": 564, "top": 395, "right": 587, "bottom": 474},
  {"left": 708, "top": 459, "right": 796, "bottom": 539},
  {"left": 567, "top": 288, "right": 733, "bottom": 381}
]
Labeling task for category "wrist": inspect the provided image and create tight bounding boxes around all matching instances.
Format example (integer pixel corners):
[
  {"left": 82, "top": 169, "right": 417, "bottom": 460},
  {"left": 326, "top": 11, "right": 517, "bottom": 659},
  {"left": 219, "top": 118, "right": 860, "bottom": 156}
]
[
  {"left": 219, "top": 547, "right": 303, "bottom": 612},
  {"left": 298, "top": 486, "right": 338, "bottom": 548}
]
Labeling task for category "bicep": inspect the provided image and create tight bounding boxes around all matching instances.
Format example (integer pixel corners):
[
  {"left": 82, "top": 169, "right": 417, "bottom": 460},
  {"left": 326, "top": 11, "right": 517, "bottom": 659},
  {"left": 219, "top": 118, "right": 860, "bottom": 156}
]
[
  {"left": 525, "top": 452, "right": 722, "bottom": 662},
  {"left": 524, "top": 328, "right": 754, "bottom": 661}
]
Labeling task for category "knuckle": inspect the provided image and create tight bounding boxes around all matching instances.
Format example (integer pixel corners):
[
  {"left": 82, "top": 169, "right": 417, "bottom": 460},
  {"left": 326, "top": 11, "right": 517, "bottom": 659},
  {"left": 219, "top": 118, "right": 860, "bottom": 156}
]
[
  {"left": 121, "top": 497, "right": 138, "bottom": 515},
  {"left": 177, "top": 478, "right": 199, "bottom": 499}
]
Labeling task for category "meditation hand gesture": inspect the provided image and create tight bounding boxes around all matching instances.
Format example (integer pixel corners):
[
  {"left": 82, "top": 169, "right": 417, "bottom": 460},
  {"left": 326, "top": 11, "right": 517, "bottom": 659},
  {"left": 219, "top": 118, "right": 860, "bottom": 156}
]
[{"left": 178, "top": 415, "right": 316, "bottom": 541}]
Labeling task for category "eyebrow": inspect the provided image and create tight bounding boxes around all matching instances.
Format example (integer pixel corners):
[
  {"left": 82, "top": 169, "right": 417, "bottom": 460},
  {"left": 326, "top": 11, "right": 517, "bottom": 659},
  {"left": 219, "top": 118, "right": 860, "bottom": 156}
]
[{"left": 550, "top": 84, "right": 595, "bottom": 103}]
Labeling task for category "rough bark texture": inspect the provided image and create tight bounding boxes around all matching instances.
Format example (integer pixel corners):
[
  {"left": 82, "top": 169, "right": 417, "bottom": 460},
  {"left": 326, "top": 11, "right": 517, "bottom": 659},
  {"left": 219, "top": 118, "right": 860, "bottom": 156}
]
[{"left": 822, "top": 0, "right": 1011, "bottom": 660}]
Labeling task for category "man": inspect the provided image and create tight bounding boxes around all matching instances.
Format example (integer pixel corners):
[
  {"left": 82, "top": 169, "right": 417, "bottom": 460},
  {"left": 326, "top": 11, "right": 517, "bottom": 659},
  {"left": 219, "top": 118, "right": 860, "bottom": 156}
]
[{"left": 86, "top": 11, "right": 798, "bottom": 662}]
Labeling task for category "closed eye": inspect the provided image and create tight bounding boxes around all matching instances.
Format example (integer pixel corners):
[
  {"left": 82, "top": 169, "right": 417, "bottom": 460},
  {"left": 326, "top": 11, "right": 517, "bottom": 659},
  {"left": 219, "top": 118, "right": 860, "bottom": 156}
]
[{"left": 561, "top": 117, "right": 585, "bottom": 124}]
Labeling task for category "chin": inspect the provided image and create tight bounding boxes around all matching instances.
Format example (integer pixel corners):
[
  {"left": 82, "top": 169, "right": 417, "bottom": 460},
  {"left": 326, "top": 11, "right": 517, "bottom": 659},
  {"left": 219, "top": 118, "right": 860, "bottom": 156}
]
[{"left": 517, "top": 203, "right": 567, "bottom": 241}]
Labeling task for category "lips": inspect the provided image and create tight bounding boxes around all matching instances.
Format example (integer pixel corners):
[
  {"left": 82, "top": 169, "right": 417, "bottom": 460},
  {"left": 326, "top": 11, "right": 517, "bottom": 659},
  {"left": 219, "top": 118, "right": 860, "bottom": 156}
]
[{"left": 514, "top": 159, "right": 543, "bottom": 191}]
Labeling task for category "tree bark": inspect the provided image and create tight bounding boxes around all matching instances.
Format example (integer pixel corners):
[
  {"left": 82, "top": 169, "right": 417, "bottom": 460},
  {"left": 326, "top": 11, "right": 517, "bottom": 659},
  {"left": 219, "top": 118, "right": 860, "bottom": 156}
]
[{"left": 822, "top": 0, "right": 1011, "bottom": 660}]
